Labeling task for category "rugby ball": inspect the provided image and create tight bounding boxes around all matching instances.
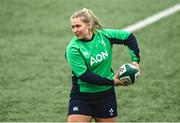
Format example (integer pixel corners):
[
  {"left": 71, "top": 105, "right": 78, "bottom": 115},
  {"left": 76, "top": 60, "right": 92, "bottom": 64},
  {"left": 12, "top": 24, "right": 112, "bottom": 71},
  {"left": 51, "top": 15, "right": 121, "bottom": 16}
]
[{"left": 118, "top": 63, "right": 140, "bottom": 85}]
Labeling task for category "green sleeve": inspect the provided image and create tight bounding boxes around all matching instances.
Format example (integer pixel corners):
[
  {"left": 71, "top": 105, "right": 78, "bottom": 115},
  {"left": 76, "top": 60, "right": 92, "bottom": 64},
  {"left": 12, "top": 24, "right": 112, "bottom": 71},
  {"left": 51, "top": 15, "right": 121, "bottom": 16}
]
[{"left": 66, "top": 46, "right": 87, "bottom": 77}]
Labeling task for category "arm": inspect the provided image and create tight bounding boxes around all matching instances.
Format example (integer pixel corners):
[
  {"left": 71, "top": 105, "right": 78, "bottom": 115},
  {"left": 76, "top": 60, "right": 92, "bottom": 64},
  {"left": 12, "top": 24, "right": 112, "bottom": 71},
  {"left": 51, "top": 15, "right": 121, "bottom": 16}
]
[
  {"left": 79, "top": 70, "right": 127, "bottom": 86},
  {"left": 124, "top": 33, "right": 140, "bottom": 63},
  {"left": 102, "top": 29, "right": 140, "bottom": 63},
  {"left": 79, "top": 71, "right": 114, "bottom": 86}
]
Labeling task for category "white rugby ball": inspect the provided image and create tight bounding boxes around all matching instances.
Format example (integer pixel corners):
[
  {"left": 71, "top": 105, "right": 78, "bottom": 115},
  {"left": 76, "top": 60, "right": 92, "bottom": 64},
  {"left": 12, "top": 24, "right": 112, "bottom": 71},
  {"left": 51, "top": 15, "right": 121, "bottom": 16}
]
[{"left": 118, "top": 63, "right": 140, "bottom": 85}]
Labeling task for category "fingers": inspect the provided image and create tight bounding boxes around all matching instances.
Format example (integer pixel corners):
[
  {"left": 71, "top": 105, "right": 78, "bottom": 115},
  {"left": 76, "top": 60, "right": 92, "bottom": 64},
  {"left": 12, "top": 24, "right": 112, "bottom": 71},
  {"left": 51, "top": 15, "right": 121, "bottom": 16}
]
[
  {"left": 131, "top": 62, "right": 140, "bottom": 68},
  {"left": 114, "top": 72, "right": 128, "bottom": 86},
  {"left": 114, "top": 78, "right": 129, "bottom": 86},
  {"left": 113, "top": 72, "right": 119, "bottom": 80}
]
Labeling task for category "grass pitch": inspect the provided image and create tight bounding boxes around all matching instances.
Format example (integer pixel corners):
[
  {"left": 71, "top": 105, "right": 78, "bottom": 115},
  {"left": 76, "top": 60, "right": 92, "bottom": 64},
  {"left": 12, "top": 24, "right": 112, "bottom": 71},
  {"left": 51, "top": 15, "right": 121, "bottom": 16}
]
[{"left": 0, "top": 0, "right": 180, "bottom": 121}]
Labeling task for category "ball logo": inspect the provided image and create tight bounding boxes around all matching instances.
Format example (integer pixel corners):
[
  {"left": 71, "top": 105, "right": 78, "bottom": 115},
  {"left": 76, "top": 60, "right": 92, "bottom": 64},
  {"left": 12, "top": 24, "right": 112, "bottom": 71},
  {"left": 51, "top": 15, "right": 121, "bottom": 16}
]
[{"left": 120, "top": 68, "right": 125, "bottom": 73}]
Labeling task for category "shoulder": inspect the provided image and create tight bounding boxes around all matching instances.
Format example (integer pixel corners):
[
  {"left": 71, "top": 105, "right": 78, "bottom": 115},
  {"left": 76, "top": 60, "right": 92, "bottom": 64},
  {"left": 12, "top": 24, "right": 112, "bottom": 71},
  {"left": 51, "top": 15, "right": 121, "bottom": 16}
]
[
  {"left": 66, "top": 37, "right": 82, "bottom": 57},
  {"left": 99, "top": 28, "right": 131, "bottom": 35},
  {"left": 66, "top": 36, "right": 80, "bottom": 50},
  {"left": 97, "top": 29, "right": 131, "bottom": 39}
]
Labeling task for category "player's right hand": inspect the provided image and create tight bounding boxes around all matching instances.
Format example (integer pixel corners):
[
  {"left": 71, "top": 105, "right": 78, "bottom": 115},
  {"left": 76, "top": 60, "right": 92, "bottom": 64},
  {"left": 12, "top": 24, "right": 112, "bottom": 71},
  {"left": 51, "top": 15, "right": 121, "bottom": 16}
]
[{"left": 113, "top": 72, "right": 129, "bottom": 86}]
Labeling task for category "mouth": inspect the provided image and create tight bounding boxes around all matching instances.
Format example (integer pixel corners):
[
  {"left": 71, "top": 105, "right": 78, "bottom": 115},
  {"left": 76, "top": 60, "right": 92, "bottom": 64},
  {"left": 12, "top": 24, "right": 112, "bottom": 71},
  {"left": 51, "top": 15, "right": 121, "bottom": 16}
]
[
  {"left": 75, "top": 33, "right": 81, "bottom": 37},
  {"left": 75, "top": 34, "right": 79, "bottom": 36}
]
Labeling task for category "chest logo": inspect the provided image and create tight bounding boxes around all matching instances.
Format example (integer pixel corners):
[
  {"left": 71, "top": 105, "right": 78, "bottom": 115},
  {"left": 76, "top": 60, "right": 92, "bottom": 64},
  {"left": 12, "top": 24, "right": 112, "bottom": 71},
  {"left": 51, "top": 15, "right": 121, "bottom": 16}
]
[{"left": 90, "top": 50, "right": 108, "bottom": 66}]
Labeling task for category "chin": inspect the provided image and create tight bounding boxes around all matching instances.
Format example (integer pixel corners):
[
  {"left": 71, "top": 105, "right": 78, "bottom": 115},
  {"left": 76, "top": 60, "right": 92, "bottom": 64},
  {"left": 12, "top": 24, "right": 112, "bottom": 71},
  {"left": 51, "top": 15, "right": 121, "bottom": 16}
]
[{"left": 77, "top": 36, "right": 83, "bottom": 40}]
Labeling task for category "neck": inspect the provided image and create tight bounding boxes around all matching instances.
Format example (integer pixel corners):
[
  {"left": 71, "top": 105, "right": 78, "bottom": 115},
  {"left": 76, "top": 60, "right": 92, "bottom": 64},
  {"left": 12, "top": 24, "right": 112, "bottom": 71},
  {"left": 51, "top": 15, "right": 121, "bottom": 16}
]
[
  {"left": 80, "top": 32, "right": 94, "bottom": 42},
  {"left": 85, "top": 32, "right": 93, "bottom": 40}
]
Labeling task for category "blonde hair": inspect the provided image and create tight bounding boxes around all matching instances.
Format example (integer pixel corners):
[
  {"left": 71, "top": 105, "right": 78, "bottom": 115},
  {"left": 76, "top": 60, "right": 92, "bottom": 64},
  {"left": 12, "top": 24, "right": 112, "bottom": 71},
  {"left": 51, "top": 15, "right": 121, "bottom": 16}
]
[{"left": 70, "top": 8, "right": 103, "bottom": 32}]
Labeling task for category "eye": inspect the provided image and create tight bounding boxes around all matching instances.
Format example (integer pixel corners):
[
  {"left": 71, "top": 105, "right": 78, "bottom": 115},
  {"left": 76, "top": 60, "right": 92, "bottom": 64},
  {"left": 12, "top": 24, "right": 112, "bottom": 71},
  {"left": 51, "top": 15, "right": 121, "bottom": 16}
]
[
  {"left": 76, "top": 24, "right": 81, "bottom": 28},
  {"left": 71, "top": 25, "right": 75, "bottom": 29},
  {"left": 71, "top": 24, "right": 81, "bottom": 29}
]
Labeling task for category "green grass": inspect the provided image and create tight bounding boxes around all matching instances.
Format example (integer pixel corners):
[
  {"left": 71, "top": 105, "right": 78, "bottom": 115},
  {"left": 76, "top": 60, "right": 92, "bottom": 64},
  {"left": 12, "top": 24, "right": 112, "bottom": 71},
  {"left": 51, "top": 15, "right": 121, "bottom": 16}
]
[{"left": 0, "top": 0, "right": 180, "bottom": 122}]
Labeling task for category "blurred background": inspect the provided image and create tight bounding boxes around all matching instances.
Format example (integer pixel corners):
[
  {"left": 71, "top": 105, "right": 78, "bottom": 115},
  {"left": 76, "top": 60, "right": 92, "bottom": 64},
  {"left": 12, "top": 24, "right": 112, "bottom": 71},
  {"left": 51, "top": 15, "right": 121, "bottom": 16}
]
[{"left": 0, "top": 0, "right": 180, "bottom": 121}]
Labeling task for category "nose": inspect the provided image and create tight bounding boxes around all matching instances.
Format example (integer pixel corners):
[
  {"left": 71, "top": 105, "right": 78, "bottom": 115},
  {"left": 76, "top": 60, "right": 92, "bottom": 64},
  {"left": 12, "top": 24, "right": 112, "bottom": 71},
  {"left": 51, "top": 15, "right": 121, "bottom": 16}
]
[{"left": 72, "top": 27, "right": 78, "bottom": 34}]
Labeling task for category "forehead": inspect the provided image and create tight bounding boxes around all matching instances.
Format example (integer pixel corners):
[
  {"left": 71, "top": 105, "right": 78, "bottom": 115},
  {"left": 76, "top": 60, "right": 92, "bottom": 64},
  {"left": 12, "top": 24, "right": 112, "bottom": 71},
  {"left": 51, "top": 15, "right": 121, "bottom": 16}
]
[{"left": 71, "top": 17, "right": 84, "bottom": 25}]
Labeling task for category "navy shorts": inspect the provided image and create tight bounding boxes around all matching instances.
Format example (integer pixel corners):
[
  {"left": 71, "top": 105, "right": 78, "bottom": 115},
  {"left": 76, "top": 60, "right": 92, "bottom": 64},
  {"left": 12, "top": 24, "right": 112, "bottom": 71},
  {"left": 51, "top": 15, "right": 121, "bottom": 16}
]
[{"left": 68, "top": 95, "right": 117, "bottom": 118}]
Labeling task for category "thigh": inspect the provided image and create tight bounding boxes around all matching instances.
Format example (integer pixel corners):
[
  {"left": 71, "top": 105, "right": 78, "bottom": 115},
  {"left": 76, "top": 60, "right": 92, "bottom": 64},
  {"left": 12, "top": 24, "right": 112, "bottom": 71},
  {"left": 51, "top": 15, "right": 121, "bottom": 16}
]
[
  {"left": 94, "top": 117, "right": 116, "bottom": 122},
  {"left": 68, "top": 114, "right": 92, "bottom": 122}
]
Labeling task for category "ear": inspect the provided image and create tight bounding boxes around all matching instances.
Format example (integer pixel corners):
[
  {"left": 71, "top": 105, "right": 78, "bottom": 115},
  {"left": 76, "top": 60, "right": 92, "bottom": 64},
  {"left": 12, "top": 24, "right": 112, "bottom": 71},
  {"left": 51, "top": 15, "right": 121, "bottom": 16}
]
[{"left": 87, "top": 23, "right": 93, "bottom": 29}]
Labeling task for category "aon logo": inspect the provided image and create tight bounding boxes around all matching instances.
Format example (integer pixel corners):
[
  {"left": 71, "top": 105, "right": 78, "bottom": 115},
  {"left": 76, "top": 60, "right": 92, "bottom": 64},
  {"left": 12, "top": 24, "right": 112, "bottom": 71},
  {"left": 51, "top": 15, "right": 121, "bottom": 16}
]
[{"left": 90, "top": 50, "right": 108, "bottom": 66}]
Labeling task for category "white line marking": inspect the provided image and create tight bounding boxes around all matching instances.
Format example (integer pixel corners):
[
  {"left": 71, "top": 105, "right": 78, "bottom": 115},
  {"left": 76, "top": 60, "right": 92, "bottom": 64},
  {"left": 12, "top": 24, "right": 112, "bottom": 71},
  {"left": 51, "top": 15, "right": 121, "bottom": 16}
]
[{"left": 123, "top": 4, "right": 180, "bottom": 32}]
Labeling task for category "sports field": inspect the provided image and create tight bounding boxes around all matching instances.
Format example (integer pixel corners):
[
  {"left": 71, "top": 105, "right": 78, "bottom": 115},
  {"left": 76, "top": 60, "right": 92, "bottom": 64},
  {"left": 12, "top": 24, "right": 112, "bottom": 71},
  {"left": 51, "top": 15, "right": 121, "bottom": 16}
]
[{"left": 0, "top": 0, "right": 180, "bottom": 122}]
